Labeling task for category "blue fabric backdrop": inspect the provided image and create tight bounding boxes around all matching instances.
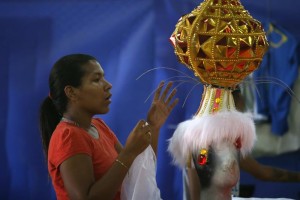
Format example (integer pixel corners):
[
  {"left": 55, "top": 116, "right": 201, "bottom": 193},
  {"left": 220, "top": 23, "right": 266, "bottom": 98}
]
[{"left": 0, "top": 0, "right": 299, "bottom": 200}]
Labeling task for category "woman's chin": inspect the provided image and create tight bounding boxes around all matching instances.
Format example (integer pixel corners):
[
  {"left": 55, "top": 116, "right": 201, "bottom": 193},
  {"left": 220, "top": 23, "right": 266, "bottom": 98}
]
[{"left": 97, "top": 107, "right": 110, "bottom": 115}]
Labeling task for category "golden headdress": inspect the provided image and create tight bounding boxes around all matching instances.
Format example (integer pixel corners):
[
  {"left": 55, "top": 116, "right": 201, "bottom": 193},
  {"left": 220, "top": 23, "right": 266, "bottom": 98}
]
[
  {"left": 168, "top": 0, "right": 269, "bottom": 170},
  {"left": 170, "top": 0, "right": 269, "bottom": 88}
]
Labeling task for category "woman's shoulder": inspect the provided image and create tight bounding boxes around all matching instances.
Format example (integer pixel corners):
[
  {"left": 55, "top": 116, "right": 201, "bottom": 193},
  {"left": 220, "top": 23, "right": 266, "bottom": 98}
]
[
  {"left": 54, "top": 121, "right": 81, "bottom": 133},
  {"left": 51, "top": 121, "right": 89, "bottom": 142},
  {"left": 48, "top": 122, "right": 94, "bottom": 167}
]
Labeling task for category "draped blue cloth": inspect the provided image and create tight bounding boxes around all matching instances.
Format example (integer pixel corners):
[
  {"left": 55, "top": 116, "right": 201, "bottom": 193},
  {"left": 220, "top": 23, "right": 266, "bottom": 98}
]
[
  {"left": 253, "top": 22, "right": 299, "bottom": 136},
  {"left": 0, "top": 1, "right": 299, "bottom": 199}
]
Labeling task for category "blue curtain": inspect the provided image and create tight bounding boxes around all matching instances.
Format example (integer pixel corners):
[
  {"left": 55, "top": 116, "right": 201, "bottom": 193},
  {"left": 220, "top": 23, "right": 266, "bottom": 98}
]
[{"left": 0, "top": 1, "right": 299, "bottom": 200}]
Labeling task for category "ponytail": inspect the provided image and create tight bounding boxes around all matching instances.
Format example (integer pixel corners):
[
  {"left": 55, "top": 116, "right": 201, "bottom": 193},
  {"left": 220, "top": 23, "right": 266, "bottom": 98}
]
[{"left": 39, "top": 96, "right": 61, "bottom": 158}]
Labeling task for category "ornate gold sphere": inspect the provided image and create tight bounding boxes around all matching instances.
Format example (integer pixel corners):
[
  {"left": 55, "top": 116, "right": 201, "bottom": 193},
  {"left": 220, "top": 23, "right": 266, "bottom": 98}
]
[{"left": 170, "top": 0, "right": 269, "bottom": 88}]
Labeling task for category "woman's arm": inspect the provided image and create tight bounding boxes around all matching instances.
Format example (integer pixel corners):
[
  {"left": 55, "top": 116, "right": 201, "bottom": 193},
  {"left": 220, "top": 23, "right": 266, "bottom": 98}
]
[
  {"left": 60, "top": 152, "right": 134, "bottom": 200},
  {"left": 240, "top": 156, "right": 300, "bottom": 182},
  {"left": 115, "top": 140, "right": 123, "bottom": 154},
  {"left": 60, "top": 120, "right": 152, "bottom": 200}
]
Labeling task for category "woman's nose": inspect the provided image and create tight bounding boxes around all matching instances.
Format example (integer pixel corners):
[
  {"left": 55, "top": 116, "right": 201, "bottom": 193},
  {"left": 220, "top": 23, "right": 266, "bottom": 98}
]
[{"left": 105, "top": 79, "right": 112, "bottom": 90}]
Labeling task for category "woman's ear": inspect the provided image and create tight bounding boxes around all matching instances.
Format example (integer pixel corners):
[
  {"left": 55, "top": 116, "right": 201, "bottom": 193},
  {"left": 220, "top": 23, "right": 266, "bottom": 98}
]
[{"left": 64, "top": 85, "right": 77, "bottom": 101}]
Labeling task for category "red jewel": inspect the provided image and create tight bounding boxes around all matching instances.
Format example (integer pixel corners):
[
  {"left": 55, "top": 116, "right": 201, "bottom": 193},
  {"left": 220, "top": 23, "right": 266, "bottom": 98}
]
[
  {"left": 235, "top": 137, "right": 242, "bottom": 149},
  {"left": 197, "top": 154, "right": 207, "bottom": 165}
]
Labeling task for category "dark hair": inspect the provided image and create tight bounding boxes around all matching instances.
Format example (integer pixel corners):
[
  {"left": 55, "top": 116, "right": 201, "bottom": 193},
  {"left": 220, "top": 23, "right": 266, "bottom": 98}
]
[{"left": 39, "top": 54, "right": 97, "bottom": 158}]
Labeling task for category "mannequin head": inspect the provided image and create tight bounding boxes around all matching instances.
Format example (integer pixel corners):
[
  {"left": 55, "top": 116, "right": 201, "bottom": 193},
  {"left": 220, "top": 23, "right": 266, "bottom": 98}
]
[{"left": 193, "top": 138, "right": 240, "bottom": 200}]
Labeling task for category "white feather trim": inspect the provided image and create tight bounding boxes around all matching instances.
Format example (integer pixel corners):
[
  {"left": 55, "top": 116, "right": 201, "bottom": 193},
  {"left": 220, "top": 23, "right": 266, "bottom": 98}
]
[{"left": 168, "top": 111, "right": 256, "bottom": 168}]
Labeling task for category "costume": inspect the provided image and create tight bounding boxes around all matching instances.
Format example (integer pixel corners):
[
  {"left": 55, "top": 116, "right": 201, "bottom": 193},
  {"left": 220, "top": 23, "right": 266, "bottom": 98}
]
[
  {"left": 167, "top": 0, "right": 268, "bottom": 199},
  {"left": 48, "top": 118, "right": 120, "bottom": 200}
]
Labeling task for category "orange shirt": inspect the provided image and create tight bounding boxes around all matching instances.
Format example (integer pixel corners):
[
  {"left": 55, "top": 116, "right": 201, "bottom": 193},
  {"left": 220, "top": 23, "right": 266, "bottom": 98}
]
[{"left": 48, "top": 118, "right": 120, "bottom": 200}]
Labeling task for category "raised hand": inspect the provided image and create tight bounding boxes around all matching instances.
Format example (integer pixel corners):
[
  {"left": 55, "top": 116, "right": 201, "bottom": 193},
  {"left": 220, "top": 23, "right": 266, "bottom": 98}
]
[
  {"left": 147, "top": 81, "right": 179, "bottom": 130},
  {"left": 123, "top": 120, "right": 152, "bottom": 159}
]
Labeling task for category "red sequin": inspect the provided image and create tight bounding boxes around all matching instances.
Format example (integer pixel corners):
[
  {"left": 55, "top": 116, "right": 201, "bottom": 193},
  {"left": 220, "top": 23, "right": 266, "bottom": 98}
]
[
  {"left": 197, "top": 154, "right": 207, "bottom": 165},
  {"left": 235, "top": 137, "right": 242, "bottom": 149}
]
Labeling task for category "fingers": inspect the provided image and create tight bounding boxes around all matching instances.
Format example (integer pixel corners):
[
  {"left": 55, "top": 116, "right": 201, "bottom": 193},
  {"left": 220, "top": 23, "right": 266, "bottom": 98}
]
[
  {"left": 141, "top": 121, "right": 149, "bottom": 128},
  {"left": 160, "top": 81, "right": 173, "bottom": 101},
  {"left": 154, "top": 81, "right": 177, "bottom": 103},
  {"left": 168, "top": 97, "right": 179, "bottom": 111},
  {"left": 165, "top": 87, "right": 177, "bottom": 104},
  {"left": 125, "top": 120, "right": 151, "bottom": 156},
  {"left": 139, "top": 120, "right": 152, "bottom": 140},
  {"left": 153, "top": 81, "right": 164, "bottom": 101},
  {"left": 140, "top": 120, "right": 150, "bottom": 130},
  {"left": 145, "top": 131, "right": 151, "bottom": 137}
]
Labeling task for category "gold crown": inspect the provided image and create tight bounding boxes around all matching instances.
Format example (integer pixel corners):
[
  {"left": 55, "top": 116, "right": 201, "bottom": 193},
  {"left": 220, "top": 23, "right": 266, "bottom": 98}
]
[{"left": 170, "top": 0, "right": 269, "bottom": 88}]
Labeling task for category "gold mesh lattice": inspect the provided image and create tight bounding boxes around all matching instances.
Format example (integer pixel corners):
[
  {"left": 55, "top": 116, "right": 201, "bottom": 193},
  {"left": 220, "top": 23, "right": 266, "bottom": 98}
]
[{"left": 170, "top": 0, "right": 269, "bottom": 88}]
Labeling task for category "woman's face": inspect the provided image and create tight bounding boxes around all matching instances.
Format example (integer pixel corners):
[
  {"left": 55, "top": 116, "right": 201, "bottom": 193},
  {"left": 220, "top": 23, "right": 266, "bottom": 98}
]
[{"left": 75, "top": 60, "right": 112, "bottom": 115}]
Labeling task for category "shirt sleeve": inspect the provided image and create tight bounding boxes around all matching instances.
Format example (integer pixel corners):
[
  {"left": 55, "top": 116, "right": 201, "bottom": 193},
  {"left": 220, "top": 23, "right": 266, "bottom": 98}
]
[{"left": 50, "top": 127, "right": 94, "bottom": 168}]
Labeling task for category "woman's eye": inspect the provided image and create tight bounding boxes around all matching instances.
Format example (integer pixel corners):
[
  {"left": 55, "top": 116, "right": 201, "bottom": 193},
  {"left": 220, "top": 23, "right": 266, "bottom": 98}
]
[{"left": 197, "top": 149, "right": 208, "bottom": 165}]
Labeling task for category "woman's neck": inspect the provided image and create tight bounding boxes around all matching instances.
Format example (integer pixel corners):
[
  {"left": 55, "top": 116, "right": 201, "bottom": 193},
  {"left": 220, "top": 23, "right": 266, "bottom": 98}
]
[
  {"left": 61, "top": 115, "right": 99, "bottom": 139},
  {"left": 63, "top": 111, "right": 92, "bottom": 130}
]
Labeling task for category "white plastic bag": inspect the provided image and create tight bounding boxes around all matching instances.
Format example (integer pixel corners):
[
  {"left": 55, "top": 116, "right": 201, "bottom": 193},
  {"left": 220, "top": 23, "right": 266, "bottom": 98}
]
[{"left": 121, "top": 146, "right": 162, "bottom": 200}]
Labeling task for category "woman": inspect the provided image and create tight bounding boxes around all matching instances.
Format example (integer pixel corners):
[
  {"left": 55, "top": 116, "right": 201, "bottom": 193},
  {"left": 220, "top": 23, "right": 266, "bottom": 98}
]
[{"left": 39, "top": 54, "right": 178, "bottom": 200}]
